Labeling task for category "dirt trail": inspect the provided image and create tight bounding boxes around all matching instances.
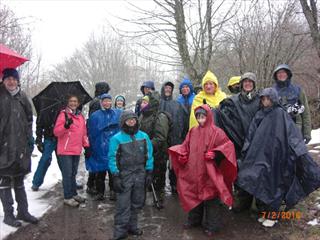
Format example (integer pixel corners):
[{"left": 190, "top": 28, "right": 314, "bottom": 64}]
[{"left": 5, "top": 144, "right": 320, "bottom": 240}]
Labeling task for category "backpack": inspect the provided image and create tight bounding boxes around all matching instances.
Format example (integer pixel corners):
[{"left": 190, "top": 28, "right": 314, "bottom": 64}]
[{"left": 151, "top": 110, "right": 174, "bottom": 147}]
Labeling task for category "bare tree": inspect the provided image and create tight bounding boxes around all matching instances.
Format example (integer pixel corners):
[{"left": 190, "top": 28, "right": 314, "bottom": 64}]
[
  {"left": 47, "top": 32, "right": 173, "bottom": 106},
  {"left": 299, "top": 0, "right": 320, "bottom": 61},
  {"left": 0, "top": 4, "right": 41, "bottom": 96},
  {"left": 114, "top": 0, "right": 239, "bottom": 84},
  {"left": 214, "top": 0, "right": 310, "bottom": 87}
]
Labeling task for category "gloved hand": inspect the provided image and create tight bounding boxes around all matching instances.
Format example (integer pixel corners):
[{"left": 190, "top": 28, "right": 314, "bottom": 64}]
[
  {"left": 304, "top": 137, "right": 311, "bottom": 144},
  {"left": 145, "top": 171, "right": 153, "bottom": 188},
  {"left": 28, "top": 137, "right": 35, "bottom": 154},
  {"left": 113, "top": 175, "right": 124, "bottom": 193},
  {"left": 84, "top": 147, "right": 91, "bottom": 159},
  {"left": 178, "top": 155, "right": 188, "bottom": 165},
  {"left": 205, "top": 151, "right": 216, "bottom": 161},
  {"left": 64, "top": 117, "right": 73, "bottom": 129},
  {"left": 35, "top": 138, "right": 44, "bottom": 153}
]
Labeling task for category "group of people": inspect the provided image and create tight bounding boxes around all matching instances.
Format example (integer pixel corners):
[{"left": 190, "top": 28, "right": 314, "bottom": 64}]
[{"left": 0, "top": 63, "right": 320, "bottom": 240}]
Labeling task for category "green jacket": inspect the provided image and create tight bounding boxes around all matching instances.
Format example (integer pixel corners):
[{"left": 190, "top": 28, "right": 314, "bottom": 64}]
[
  {"left": 138, "top": 92, "right": 169, "bottom": 160},
  {"left": 272, "top": 64, "right": 312, "bottom": 141},
  {"left": 295, "top": 89, "right": 311, "bottom": 140}
]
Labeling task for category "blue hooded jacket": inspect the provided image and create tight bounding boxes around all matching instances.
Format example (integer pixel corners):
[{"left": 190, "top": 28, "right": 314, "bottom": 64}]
[
  {"left": 86, "top": 105, "right": 122, "bottom": 172},
  {"left": 177, "top": 78, "right": 195, "bottom": 108}
]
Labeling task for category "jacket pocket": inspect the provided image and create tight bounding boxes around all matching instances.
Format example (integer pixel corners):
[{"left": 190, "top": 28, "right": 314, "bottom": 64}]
[{"left": 64, "top": 132, "right": 71, "bottom": 150}]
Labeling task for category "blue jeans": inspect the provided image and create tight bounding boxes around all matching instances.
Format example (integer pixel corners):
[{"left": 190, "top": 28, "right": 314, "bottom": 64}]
[
  {"left": 57, "top": 155, "right": 80, "bottom": 199},
  {"left": 32, "top": 138, "right": 57, "bottom": 188}
]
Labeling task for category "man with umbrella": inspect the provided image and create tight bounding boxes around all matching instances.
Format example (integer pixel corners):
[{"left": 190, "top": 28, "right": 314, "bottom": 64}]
[
  {"left": 31, "top": 108, "right": 59, "bottom": 191},
  {"left": 0, "top": 68, "right": 38, "bottom": 227}
]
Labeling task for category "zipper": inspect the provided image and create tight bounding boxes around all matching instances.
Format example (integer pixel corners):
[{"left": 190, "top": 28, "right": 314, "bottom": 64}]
[{"left": 64, "top": 131, "right": 71, "bottom": 150}]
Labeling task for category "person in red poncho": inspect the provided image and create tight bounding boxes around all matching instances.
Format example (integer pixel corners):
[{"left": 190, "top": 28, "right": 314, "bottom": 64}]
[{"left": 168, "top": 104, "right": 237, "bottom": 237}]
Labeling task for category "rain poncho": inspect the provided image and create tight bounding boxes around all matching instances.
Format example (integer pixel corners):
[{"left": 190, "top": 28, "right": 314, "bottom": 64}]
[
  {"left": 214, "top": 72, "right": 260, "bottom": 158},
  {"left": 169, "top": 104, "right": 237, "bottom": 212},
  {"left": 189, "top": 71, "right": 226, "bottom": 129},
  {"left": 86, "top": 108, "right": 122, "bottom": 172},
  {"left": 237, "top": 88, "right": 320, "bottom": 210}
]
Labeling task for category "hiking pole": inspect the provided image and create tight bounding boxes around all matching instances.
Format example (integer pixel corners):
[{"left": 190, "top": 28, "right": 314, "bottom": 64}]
[{"left": 151, "top": 183, "right": 163, "bottom": 210}]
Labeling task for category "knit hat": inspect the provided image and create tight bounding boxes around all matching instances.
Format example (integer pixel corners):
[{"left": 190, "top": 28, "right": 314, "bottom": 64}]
[
  {"left": 99, "top": 93, "right": 112, "bottom": 100},
  {"left": 140, "top": 81, "right": 155, "bottom": 94},
  {"left": 94, "top": 82, "right": 110, "bottom": 96},
  {"left": 195, "top": 107, "right": 207, "bottom": 117},
  {"left": 115, "top": 95, "right": 125, "bottom": 102},
  {"left": 240, "top": 72, "right": 256, "bottom": 90},
  {"left": 2, "top": 68, "right": 20, "bottom": 81}
]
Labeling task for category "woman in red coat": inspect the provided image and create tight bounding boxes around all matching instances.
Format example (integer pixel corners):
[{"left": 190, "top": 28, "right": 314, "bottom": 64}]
[
  {"left": 168, "top": 104, "right": 237, "bottom": 237},
  {"left": 54, "top": 94, "right": 89, "bottom": 207}
]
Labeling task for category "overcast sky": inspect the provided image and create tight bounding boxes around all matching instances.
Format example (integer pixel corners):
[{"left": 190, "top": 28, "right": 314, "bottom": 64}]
[{"left": 2, "top": 0, "right": 154, "bottom": 68}]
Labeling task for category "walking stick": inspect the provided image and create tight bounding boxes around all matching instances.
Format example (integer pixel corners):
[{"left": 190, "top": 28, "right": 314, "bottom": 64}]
[{"left": 151, "top": 182, "right": 163, "bottom": 210}]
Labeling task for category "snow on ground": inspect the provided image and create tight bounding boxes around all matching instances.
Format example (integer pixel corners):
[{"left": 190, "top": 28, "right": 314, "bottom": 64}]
[
  {"left": 307, "top": 218, "right": 319, "bottom": 226},
  {"left": 0, "top": 120, "right": 62, "bottom": 240},
  {"left": 308, "top": 128, "right": 320, "bottom": 145}
]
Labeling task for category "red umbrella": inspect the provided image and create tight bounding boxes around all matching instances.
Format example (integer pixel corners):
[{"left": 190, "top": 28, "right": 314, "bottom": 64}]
[{"left": 0, "top": 43, "right": 29, "bottom": 76}]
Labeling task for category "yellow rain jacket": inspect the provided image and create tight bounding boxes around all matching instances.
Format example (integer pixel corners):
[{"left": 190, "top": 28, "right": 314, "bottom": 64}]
[
  {"left": 189, "top": 71, "right": 227, "bottom": 129},
  {"left": 227, "top": 76, "right": 241, "bottom": 87}
]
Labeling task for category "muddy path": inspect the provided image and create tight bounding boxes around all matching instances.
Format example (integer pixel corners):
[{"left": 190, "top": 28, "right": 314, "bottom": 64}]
[{"left": 5, "top": 145, "right": 320, "bottom": 240}]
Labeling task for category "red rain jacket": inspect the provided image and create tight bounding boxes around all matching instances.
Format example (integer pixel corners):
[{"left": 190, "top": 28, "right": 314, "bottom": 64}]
[{"left": 168, "top": 104, "right": 237, "bottom": 212}]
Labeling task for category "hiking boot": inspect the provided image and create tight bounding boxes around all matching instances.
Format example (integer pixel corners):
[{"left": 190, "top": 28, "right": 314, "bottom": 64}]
[
  {"left": 128, "top": 228, "right": 143, "bottom": 236},
  {"left": 73, "top": 195, "right": 86, "bottom": 203},
  {"left": 0, "top": 188, "right": 21, "bottom": 227},
  {"left": 3, "top": 214, "right": 22, "bottom": 227},
  {"left": 64, "top": 198, "right": 80, "bottom": 207},
  {"left": 31, "top": 185, "right": 39, "bottom": 192},
  {"left": 109, "top": 190, "right": 116, "bottom": 201},
  {"left": 257, "top": 217, "right": 266, "bottom": 223},
  {"left": 262, "top": 219, "right": 277, "bottom": 228},
  {"left": 16, "top": 212, "right": 39, "bottom": 224}
]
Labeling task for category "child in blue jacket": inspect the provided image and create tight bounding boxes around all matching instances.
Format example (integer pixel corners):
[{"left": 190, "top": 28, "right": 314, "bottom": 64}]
[{"left": 108, "top": 110, "right": 153, "bottom": 240}]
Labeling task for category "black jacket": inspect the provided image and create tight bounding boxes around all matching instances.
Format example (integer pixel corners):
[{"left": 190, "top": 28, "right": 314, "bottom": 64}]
[
  {"left": 214, "top": 92, "right": 260, "bottom": 158},
  {"left": 0, "top": 85, "right": 33, "bottom": 176}
]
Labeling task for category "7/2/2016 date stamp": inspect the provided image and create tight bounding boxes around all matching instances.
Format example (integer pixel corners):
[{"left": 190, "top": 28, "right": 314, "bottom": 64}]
[{"left": 260, "top": 211, "right": 302, "bottom": 220}]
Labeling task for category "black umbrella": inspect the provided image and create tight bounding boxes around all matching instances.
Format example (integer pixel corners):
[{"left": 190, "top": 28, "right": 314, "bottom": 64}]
[{"left": 32, "top": 81, "right": 92, "bottom": 129}]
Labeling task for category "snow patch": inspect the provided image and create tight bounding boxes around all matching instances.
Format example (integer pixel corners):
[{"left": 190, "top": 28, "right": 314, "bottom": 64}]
[
  {"left": 307, "top": 218, "right": 319, "bottom": 226},
  {"left": 309, "top": 150, "right": 320, "bottom": 154},
  {"left": 308, "top": 128, "right": 320, "bottom": 145}
]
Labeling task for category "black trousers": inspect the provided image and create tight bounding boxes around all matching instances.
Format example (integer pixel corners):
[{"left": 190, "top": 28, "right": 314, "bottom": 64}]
[
  {"left": 187, "top": 198, "right": 221, "bottom": 232},
  {"left": 87, "top": 171, "right": 114, "bottom": 194},
  {"left": 0, "top": 175, "right": 29, "bottom": 215}
]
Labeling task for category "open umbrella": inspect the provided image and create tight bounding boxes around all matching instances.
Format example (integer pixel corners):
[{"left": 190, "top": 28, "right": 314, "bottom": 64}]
[
  {"left": 0, "top": 44, "right": 29, "bottom": 75},
  {"left": 32, "top": 81, "right": 92, "bottom": 130}
]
